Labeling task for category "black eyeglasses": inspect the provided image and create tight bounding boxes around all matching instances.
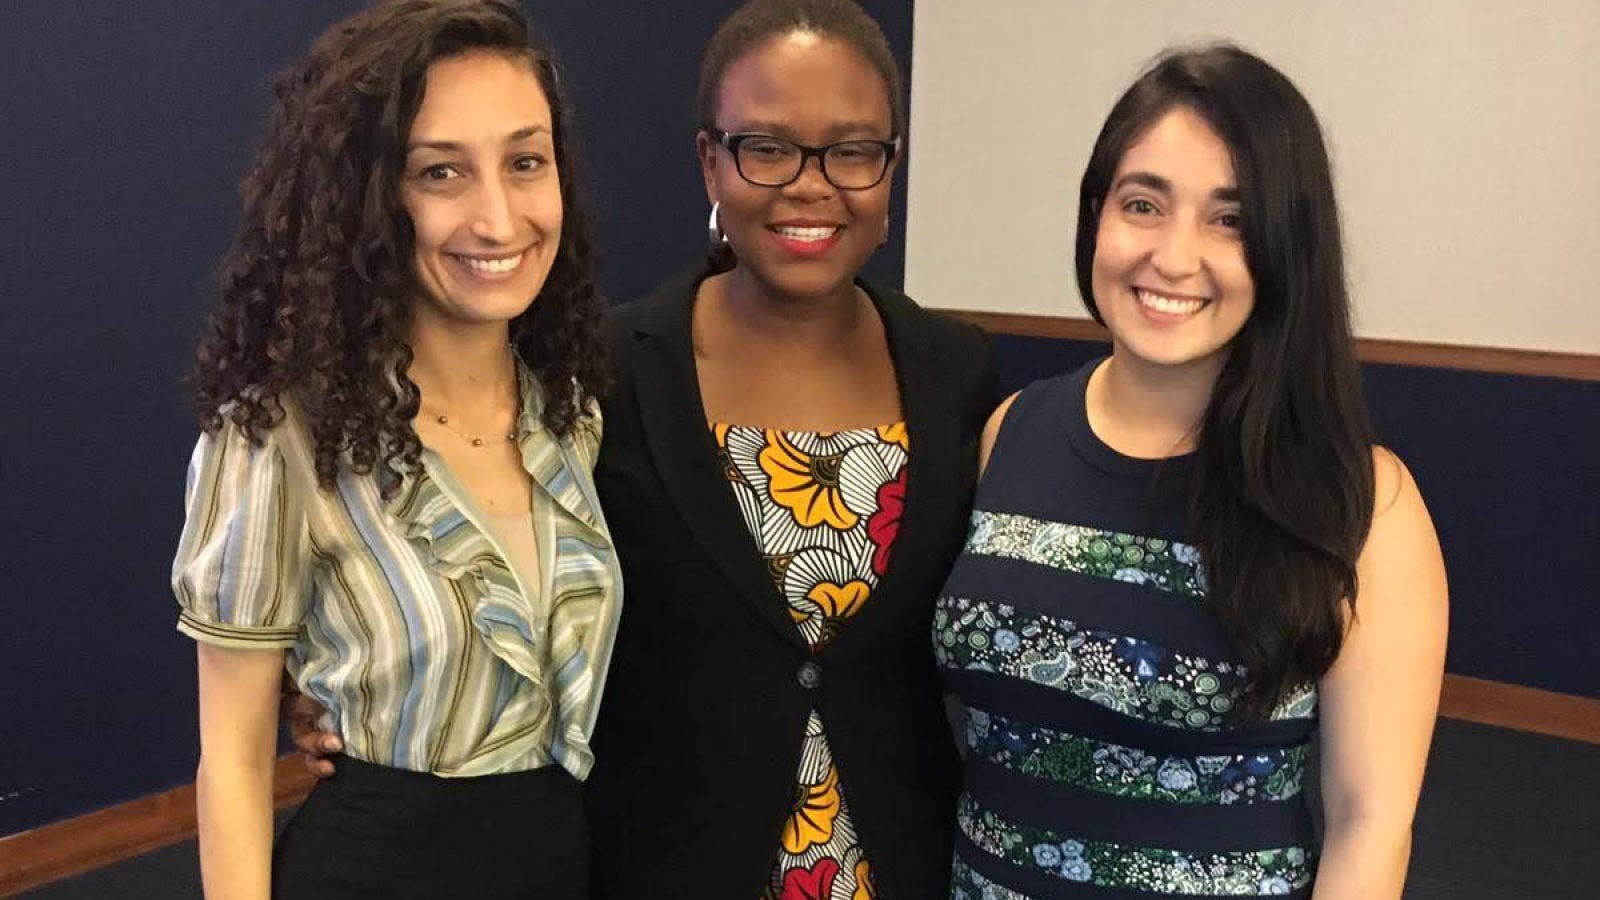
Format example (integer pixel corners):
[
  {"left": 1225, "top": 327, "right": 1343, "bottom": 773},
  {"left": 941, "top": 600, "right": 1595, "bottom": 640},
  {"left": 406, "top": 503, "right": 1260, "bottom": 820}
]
[{"left": 704, "top": 127, "right": 900, "bottom": 190}]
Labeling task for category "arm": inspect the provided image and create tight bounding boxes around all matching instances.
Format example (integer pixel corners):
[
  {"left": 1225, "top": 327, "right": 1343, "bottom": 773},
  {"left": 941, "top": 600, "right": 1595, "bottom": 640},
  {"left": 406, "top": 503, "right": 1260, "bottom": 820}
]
[
  {"left": 171, "top": 420, "right": 316, "bottom": 890},
  {"left": 1312, "top": 449, "right": 1449, "bottom": 899},
  {"left": 195, "top": 644, "right": 287, "bottom": 900},
  {"left": 977, "top": 391, "right": 1020, "bottom": 476}
]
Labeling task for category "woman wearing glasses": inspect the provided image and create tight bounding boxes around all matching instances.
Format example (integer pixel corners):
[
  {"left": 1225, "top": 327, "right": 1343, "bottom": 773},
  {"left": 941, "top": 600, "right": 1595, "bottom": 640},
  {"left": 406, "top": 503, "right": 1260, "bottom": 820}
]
[
  {"left": 585, "top": 0, "right": 994, "bottom": 897},
  {"left": 285, "top": 0, "right": 986, "bottom": 894}
]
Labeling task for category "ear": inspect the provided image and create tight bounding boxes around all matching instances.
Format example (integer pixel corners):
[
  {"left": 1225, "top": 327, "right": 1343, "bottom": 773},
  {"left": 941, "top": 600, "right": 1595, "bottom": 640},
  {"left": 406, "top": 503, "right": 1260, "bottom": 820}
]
[
  {"left": 695, "top": 130, "right": 720, "bottom": 205},
  {"left": 884, "top": 137, "right": 905, "bottom": 180}
]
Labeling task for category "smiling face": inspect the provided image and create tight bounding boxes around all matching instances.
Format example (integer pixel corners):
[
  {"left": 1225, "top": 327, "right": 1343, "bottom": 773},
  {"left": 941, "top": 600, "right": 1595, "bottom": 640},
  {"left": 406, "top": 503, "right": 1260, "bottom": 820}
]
[
  {"left": 1091, "top": 105, "right": 1254, "bottom": 373},
  {"left": 402, "top": 51, "right": 561, "bottom": 328},
  {"left": 698, "top": 31, "right": 897, "bottom": 302}
]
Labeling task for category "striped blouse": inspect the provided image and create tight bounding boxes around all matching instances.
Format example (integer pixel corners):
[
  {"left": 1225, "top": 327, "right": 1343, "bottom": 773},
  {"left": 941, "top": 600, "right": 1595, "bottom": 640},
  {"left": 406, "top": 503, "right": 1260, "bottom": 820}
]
[{"left": 171, "top": 369, "right": 622, "bottom": 780}]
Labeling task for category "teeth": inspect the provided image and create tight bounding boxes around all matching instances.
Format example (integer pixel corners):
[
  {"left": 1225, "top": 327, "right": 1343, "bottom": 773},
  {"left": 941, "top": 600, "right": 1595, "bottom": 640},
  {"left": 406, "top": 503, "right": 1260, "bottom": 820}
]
[
  {"left": 1136, "top": 288, "right": 1206, "bottom": 315},
  {"left": 458, "top": 253, "right": 523, "bottom": 274},
  {"left": 773, "top": 225, "right": 840, "bottom": 242}
]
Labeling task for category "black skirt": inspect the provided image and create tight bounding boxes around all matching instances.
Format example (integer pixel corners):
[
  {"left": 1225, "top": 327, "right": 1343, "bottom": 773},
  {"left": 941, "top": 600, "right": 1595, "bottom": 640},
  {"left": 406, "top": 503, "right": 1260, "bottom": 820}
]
[{"left": 271, "top": 755, "right": 587, "bottom": 899}]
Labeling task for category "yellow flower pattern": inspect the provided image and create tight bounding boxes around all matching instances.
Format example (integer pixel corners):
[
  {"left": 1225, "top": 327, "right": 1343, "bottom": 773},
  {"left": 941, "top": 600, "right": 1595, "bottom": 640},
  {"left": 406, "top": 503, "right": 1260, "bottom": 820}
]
[
  {"left": 796, "top": 580, "right": 871, "bottom": 624},
  {"left": 852, "top": 860, "right": 876, "bottom": 900},
  {"left": 781, "top": 765, "right": 843, "bottom": 853},
  {"left": 760, "top": 431, "right": 860, "bottom": 530},
  {"left": 875, "top": 422, "right": 908, "bottom": 451},
  {"left": 713, "top": 424, "right": 908, "bottom": 900}
]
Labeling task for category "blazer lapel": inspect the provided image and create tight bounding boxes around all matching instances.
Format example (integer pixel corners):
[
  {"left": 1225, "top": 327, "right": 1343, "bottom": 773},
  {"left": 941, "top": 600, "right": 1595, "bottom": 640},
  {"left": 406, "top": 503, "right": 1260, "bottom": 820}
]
[
  {"left": 828, "top": 283, "right": 963, "bottom": 656},
  {"left": 630, "top": 264, "right": 807, "bottom": 648}
]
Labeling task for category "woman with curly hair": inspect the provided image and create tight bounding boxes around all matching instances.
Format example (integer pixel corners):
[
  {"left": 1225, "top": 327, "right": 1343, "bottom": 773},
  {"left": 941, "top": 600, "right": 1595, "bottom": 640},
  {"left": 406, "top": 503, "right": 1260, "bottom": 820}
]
[{"left": 170, "top": 1, "right": 616, "bottom": 897}]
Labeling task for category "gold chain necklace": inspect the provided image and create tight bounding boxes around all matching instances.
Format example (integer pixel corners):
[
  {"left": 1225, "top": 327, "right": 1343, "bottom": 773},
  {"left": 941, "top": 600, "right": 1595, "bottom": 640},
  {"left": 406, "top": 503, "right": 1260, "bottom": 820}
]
[
  {"left": 417, "top": 356, "right": 521, "bottom": 447},
  {"left": 423, "top": 411, "right": 519, "bottom": 448}
]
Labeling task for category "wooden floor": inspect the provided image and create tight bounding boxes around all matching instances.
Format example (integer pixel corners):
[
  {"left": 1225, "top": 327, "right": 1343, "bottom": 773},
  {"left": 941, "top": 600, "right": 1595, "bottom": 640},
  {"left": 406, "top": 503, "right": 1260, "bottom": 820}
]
[{"left": 14, "top": 717, "right": 1600, "bottom": 899}]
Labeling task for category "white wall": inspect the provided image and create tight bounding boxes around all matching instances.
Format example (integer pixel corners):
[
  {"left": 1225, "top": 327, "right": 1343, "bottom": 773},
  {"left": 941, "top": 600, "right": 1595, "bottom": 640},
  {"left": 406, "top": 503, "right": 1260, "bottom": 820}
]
[{"left": 906, "top": 0, "right": 1600, "bottom": 354}]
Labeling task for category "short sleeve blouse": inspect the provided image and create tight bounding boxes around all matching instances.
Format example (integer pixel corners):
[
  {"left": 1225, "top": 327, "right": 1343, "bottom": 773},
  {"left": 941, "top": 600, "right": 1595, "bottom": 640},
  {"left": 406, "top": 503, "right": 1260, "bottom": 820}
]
[{"left": 170, "top": 374, "right": 620, "bottom": 780}]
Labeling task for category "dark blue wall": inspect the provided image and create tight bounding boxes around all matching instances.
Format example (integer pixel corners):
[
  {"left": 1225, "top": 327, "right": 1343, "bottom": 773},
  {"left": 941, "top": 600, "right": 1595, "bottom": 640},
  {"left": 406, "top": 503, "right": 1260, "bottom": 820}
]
[
  {"left": 6, "top": 0, "right": 1592, "bottom": 842},
  {"left": 992, "top": 334, "right": 1600, "bottom": 699},
  {"left": 0, "top": 0, "right": 913, "bottom": 836}
]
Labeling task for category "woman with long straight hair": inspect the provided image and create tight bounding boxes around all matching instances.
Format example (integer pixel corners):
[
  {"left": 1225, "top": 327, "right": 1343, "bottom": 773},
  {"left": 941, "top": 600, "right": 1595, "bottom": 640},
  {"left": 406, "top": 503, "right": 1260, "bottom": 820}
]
[
  {"left": 172, "top": 2, "right": 616, "bottom": 896},
  {"left": 937, "top": 45, "right": 1447, "bottom": 899}
]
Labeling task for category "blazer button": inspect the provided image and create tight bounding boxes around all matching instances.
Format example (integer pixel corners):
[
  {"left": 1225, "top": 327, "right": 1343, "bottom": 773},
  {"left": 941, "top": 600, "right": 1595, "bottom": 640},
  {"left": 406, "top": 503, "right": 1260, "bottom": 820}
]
[{"left": 797, "top": 660, "right": 822, "bottom": 690}]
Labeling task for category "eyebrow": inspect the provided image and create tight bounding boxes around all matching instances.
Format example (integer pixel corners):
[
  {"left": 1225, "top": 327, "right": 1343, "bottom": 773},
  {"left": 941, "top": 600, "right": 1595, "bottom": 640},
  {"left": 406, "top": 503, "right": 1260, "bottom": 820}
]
[
  {"left": 407, "top": 124, "right": 551, "bottom": 153},
  {"left": 732, "top": 120, "right": 890, "bottom": 141},
  {"left": 1113, "top": 170, "right": 1239, "bottom": 203}
]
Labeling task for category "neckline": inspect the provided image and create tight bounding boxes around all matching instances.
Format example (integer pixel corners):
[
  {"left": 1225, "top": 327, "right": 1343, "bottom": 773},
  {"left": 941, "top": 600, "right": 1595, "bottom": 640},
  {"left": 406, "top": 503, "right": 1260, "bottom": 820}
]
[
  {"left": 639, "top": 257, "right": 923, "bottom": 440},
  {"left": 1065, "top": 358, "right": 1197, "bottom": 480},
  {"left": 710, "top": 420, "right": 905, "bottom": 435}
]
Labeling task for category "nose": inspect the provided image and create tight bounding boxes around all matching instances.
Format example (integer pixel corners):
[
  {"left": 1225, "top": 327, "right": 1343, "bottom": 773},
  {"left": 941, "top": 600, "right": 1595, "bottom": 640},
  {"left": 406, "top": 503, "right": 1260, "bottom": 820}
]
[
  {"left": 1149, "top": 220, "right": 1203, "bottom": 280},
  {"left": 469, "top": 173, "right": 518, "bottom": 244},
  {"left": 780, "top": 153, "right": 834, "bottom": 201}
]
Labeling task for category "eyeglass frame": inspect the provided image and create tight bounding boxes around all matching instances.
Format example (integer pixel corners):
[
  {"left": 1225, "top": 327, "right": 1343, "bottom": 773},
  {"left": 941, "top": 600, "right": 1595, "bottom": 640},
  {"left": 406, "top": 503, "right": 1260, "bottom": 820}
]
[{"left": 703, "top": 127, "right": 902, "bottom": 190}]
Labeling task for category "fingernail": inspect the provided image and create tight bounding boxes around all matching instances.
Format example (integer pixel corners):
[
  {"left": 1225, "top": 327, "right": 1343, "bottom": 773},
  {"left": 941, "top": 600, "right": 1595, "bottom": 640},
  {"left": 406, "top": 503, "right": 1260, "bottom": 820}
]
[{"left": 325, "top": 737, "right": 342, "bottom": 751}]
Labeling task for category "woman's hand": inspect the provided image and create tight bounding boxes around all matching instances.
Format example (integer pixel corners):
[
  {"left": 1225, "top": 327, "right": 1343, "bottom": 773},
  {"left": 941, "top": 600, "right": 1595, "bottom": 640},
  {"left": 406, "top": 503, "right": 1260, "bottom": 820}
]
[{"left": 281, "top": 690, "right": 341, "bottom": 778}]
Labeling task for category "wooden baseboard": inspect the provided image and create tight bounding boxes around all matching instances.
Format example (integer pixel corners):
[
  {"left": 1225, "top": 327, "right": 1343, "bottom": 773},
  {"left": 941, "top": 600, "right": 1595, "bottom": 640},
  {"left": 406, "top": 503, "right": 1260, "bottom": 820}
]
[
  {"left": 1438, "top": 674, "right": 1600, "bottom": 744},
  {"left": 5, "top": 679, "right": 1599, "bottom": 894},
  {"left": 938, "top": 309, "right": 1600, "bottom": 382},
  {"left": 0, "top": 756, "right": 315, "bottom": 897},
  {"left": 944, "top": 309, "right": 1111, "bottom": 343}
]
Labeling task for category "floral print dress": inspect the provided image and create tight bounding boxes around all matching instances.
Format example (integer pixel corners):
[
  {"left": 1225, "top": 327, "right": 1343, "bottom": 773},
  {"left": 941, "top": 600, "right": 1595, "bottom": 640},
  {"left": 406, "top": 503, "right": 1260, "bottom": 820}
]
[
  {"left": 934, "top": 363, "right": 1319, "bottom": 899},
  {"left": 712, "top": 422, "right": 909, "bottom": 900}
]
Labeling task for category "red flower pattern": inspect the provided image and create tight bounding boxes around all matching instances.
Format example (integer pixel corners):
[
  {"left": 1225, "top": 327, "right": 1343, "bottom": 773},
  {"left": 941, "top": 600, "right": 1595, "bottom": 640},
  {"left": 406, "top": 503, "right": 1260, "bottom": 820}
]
[
  {"left": 780, "top": 858, "right": 841, "bottom": 900},
  {"left": 713, "top": 423, "right": 904, "bottom": 898},
  {"left": 866, "top": 468, "right": 906, "bottom": 578}
]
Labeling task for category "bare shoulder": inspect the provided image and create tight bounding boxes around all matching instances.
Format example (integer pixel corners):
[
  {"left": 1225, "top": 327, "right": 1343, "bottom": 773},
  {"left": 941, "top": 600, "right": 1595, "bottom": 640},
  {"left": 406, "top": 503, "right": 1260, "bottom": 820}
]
[
  {"left": 978, "top": 391, "right": 1022, "bottom": 476},
  {"left": 1371, "top": 445, "right": 1419, "bottom": 520},
  {"left": 1356, "top": 445, "right": 1447, "bottom": 617}
]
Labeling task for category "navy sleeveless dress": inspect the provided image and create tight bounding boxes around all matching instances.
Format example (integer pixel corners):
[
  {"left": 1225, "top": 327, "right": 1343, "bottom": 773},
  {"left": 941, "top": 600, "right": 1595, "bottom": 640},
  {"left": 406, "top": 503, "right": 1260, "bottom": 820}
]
[{"left": 935, "top": 361, "right": 1318, "bottom": 899}]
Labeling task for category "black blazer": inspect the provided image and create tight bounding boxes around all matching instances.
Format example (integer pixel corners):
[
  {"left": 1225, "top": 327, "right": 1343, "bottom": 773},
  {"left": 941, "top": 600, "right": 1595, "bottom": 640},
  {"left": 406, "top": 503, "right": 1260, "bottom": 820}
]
[{"left": 586, "top": 258, "right": 998, "bottom": 900}]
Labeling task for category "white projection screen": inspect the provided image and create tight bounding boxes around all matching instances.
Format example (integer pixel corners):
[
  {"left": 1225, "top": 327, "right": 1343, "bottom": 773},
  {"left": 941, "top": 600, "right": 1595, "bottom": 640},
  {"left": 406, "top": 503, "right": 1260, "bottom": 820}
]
[{"left": 905, "top": 0, "right": 1600, "bottom": 353}]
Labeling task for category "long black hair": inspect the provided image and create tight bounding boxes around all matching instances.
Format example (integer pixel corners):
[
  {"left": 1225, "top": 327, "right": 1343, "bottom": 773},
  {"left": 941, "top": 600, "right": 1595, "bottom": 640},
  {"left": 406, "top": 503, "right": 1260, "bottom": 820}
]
[
  {"left": 195, "top": 0, "right": 606, "bottom": 490},
  {"left": 1075, "top": 45, "right": 1375, "bottom": 720}
]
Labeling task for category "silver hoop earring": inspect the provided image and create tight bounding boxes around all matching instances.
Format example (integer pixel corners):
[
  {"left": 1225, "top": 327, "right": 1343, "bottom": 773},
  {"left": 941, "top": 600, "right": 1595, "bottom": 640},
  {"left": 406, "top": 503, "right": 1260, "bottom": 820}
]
[{"left": 707, "top": 201, "right": 728, "bottom": 248}]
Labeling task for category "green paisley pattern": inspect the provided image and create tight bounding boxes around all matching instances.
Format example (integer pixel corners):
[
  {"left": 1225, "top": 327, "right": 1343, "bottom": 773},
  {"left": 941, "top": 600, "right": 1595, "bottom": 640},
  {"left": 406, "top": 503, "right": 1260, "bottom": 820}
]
[
  {"left": 935, "top": 596, "right": 1316, "bottom": 729},
  {"left": 966, "top": 708, "right": 1307, "bottom": 805},
  {"left": 949, "top": 857, "right": 1031, "bottom": 900},
  {"left": 958, "top": 795, "right": 1313, "bottom": 895},
  {"left": 966, "top": 511, "right": 1206, "bottom": 598}
]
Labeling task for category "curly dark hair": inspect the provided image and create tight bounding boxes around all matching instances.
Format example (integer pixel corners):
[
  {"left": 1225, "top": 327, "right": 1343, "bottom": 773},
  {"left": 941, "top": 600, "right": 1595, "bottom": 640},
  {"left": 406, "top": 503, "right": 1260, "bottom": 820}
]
[{"left": 193, "top": 0, "right": 606, "bottom": 490}]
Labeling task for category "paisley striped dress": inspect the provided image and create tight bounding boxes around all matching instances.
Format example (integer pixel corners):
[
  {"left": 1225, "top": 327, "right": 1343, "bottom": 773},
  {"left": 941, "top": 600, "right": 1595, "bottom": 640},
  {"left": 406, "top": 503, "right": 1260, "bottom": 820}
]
[{"left": 935, "top": 362, "right": 1318, "bottom": 899}]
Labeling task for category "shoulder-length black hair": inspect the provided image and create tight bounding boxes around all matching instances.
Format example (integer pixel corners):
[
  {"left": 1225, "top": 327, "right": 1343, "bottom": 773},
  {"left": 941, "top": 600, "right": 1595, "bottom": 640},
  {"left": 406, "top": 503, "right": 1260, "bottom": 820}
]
[
  {"left": 1075, "top": 44, "right": 1375, "bottom": 720},
  {"left": 193, "top": 0, "right": 606, "bottom": 490}
]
